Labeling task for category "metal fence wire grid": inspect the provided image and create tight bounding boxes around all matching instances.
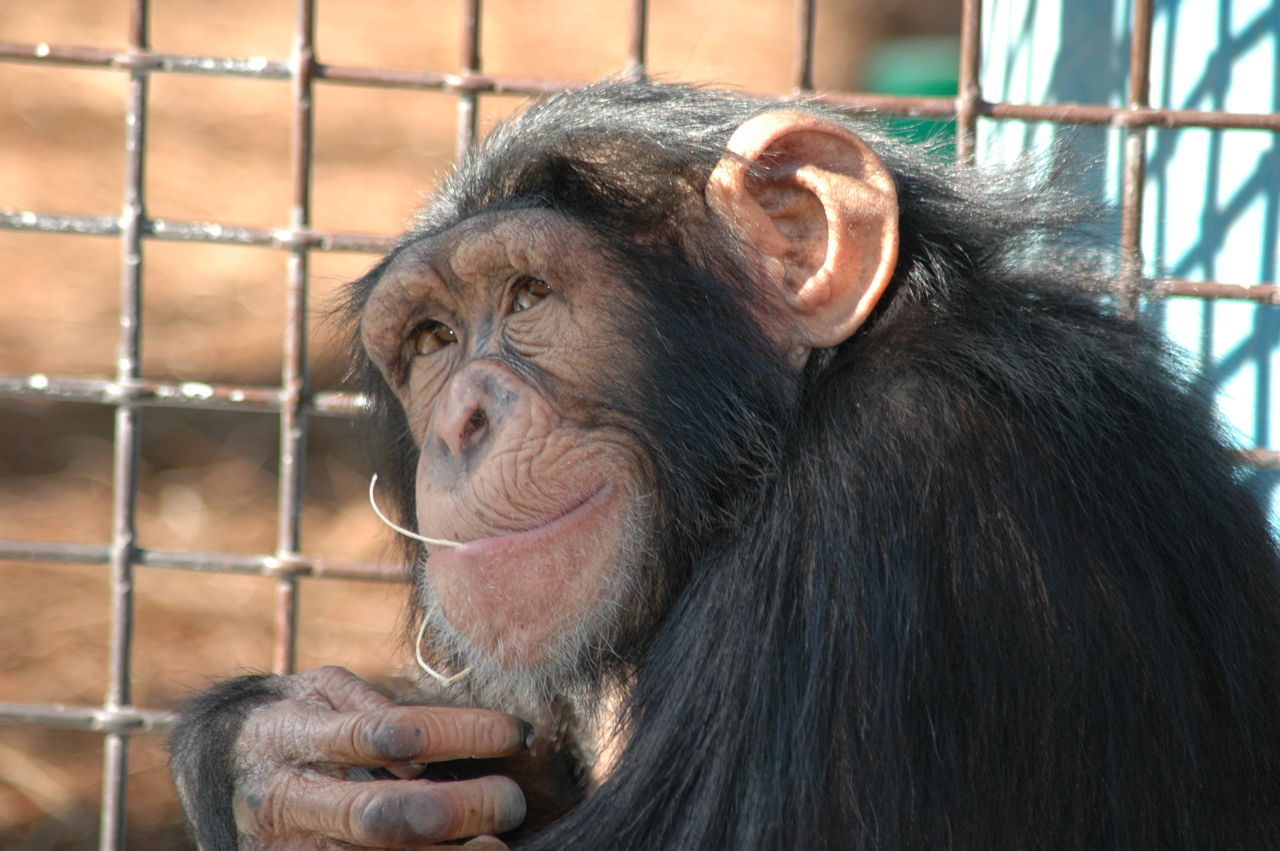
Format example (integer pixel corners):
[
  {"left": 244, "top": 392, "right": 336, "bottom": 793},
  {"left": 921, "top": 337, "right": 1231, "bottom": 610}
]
[{"left": 0, "top": 0, "right": 1276, "bottom": 847}]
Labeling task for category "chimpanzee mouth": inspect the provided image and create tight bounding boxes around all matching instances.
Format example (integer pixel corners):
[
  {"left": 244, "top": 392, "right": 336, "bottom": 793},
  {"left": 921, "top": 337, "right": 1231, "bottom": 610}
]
[{"left": 453, "top": 481, "right": 613, "bottom": 555}]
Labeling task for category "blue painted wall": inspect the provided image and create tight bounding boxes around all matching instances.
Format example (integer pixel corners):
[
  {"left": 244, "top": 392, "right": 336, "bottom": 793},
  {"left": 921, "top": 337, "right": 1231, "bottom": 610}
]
[{"left": 980, "top": 0, "right": 1279, "bottom": 524}]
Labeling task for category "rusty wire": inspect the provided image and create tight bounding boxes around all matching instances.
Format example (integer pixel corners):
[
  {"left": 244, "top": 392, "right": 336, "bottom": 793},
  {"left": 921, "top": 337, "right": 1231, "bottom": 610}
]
[{"left": 0, "top": 0, "right": 1277, "bottom": 847}]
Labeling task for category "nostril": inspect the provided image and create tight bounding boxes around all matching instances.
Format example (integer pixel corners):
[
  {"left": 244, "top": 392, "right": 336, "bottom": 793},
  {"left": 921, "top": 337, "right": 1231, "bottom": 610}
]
[
  {"left": 434, "top": 372, "right": 503, "bottom": 459},
  {"left": 461, "top": 409, "right": 488, "bottom": 447}
]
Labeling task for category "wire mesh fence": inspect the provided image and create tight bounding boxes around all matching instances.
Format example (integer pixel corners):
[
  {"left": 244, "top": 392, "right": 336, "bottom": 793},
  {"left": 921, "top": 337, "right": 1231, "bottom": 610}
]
[{"left": 0, "top": 0, "right": 1275, "bottom": 847}]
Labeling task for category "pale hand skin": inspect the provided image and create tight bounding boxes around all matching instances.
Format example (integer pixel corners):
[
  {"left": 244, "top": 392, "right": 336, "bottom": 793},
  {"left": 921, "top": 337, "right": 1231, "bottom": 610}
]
[{"left": 229, "top": 666, "right": 528, "bottom": 850}]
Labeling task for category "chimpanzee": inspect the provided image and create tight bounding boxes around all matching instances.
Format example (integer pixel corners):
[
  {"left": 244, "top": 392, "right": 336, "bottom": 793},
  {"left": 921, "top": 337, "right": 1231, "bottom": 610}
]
[{"left": 169, "top": 79, "right": 1280, "bottom": 850}]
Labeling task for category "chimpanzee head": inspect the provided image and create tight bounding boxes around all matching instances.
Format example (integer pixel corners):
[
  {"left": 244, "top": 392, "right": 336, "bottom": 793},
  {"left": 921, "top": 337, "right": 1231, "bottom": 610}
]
[{"left": 346, "top": 80, "right": 900, "bottom": 706}]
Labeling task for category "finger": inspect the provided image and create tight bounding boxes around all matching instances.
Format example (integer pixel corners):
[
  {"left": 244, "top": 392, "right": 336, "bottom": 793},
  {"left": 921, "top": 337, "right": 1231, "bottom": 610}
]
[
  {"left": 338, "top": 764, "right": 426, "bottom": 781},
  {"left": 246, "top": 774, "right": 526, "bottom": 847},
  {"left": 288, "top": 705, "right": 532, "bottom": 766},
  {"left": 288, "top": 666, "right": 399, "bottom": 712},
  {"left": 386, "top": 762, "right": 428, "bottom": 779},
  {"left": 415, "top": 836, "right": 508, "bottom": 850}
]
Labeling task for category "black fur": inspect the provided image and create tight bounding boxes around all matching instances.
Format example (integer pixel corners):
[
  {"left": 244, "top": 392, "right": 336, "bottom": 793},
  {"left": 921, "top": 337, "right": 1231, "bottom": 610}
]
[{"left": 169, "top": 675, "right": 281, "bottom": 850}]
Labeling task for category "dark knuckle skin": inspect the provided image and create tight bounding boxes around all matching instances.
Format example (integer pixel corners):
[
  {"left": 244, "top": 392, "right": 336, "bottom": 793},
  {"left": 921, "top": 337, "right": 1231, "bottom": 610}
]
[
  {"left": 367, "top": 709, "right": 428, "bottom": 762},
  {"left": 233, "top": 772, "right": 284, "bottom": 838},
  {"left": 352, "top": 786, "right": 450, "bottom": 846}
]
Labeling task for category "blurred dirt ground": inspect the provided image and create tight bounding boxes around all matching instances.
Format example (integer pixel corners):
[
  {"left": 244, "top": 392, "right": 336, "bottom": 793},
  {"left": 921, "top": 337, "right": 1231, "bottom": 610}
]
[{"left": 0, "top": 0, "right": 954, "bottom": 846}]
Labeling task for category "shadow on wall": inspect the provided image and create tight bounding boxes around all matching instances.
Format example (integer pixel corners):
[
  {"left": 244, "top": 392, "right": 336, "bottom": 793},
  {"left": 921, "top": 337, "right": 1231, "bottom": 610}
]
[{"left": 981, "top": 0, "right": 1280, "bottom": 518}]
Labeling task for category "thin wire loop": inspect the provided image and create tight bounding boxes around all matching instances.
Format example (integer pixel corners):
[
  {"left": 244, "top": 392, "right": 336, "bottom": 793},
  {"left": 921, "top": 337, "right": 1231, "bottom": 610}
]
[
  {"left": 369, "top": 473, "right": 469, "bottom": 684},
  {"left": 368, "top": 473, "right": 462, "bottom": 548},
  {"left": 415, "top": 614, "right": 472, "bottom": 686}
]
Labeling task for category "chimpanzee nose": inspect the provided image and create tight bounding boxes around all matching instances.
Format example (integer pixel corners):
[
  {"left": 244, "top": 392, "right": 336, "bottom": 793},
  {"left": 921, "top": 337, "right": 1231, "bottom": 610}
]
[{"left": 431, "top": 363, "right": 516, "bottom": 462}]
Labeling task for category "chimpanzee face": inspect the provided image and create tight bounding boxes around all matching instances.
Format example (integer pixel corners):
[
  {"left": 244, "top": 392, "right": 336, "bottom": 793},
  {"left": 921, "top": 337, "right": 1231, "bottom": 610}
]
[
  {"left": 360, "top": 209, "right": 656, "bottom": 672},
  {"left": 355, "top": 106, "right": 899, "bottom": 700}
]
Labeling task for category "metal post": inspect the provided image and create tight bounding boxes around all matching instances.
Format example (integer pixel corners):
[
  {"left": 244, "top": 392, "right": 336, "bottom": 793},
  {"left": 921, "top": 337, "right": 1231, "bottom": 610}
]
[
  {"left": 99, "top": 0, "right": 150, "bottom": 846},
  {"left": 1120, "top": 0, "right": 1155, "bottom": 317},
  {"left": 456, "top": 0, "right": 482, "bottom": 158},
  {"left": 274, "top": 0, "right": 317, "bottom": 675},
  {"left": 956, "top": 0, "right": 983, "bottom": 164}
]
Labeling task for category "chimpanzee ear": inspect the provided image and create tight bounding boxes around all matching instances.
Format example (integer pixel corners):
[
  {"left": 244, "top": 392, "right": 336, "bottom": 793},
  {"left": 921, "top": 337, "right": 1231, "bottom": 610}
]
[{"left": 706, "top": 109, "right": 899, "bottom": 356}]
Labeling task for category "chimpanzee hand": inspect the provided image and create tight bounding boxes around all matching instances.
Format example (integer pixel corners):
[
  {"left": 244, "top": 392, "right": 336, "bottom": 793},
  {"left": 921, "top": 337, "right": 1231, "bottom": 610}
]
[{"left": 171, "top": 666, "right": 529, "bottom": 850}]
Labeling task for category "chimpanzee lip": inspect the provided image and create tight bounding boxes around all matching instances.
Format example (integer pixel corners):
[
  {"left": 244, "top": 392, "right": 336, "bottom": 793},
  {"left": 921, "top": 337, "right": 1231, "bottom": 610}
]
[{"left": 453, "top": 481, "right": 613, "bottom": 554}]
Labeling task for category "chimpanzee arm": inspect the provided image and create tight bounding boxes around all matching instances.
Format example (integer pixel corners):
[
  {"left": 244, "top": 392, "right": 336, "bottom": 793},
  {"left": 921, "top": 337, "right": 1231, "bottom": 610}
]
[
  {"left": 170, "top": 674, "right": 281, "bottom": 850},
  {"left": 169, "top": 666, "right": 530, "bottom": 850}
]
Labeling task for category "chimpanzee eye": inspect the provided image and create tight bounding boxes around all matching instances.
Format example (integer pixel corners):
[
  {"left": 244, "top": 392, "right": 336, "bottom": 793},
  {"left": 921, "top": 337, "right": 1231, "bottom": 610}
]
[
  {"left": 408, "top": 320, "right": 457, "bottom": 356},
  {"left": 512, "top": 277, "right": 553, "bottom": 313}
]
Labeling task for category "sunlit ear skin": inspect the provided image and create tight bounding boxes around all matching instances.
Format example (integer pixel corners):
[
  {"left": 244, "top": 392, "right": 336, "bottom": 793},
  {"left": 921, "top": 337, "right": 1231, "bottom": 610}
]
[{"left": 705, "top": 110, "right": 900, "bottom": 362}]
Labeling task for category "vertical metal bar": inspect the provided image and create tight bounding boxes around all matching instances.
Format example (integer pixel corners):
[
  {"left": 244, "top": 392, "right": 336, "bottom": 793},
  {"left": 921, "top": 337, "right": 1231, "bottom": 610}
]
[
  {"left": 1120, "top": 0, "right": 1154, "bottom": 317},
  {"left": 456, "top": 0, "right": 482, "bottom": 158},
  {"left": 275, "top": 0, "right": 316, "bottom": 675},
  {"left": 793, "top": 0, "right": 816, "bottom": 93},
  {"left": 956, "top": 0, "right": 983, "bottom": 164},
  {"left": 627, "top": 0, "right": 649, "bottom": 79},
  {"left": 99, "top": 1, "right": 149, "bottom": 846}
]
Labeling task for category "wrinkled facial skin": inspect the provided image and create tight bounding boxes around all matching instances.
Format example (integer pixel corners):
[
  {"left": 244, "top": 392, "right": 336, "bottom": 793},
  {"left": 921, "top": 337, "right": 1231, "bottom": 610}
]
[{"left": 361, "top": 210, "right": 653, "bottom": 673}]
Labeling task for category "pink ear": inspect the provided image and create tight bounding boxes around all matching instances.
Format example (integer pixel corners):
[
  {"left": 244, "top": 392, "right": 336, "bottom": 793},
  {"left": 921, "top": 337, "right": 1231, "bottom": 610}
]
[{"left": 705, "top": 110, "right": 899, "bottom": 356}]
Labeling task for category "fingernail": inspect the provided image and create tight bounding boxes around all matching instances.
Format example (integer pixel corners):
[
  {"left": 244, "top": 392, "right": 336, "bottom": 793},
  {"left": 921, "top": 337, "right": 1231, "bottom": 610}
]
[{"left": 520, "top": 719, "right": 534, "bottom": 749}]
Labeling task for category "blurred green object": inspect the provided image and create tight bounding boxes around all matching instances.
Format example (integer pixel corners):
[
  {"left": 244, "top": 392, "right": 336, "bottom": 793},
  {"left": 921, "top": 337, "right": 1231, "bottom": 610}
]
[{"left": 864, "top": 35, "right": 960, "bottom": 156}]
